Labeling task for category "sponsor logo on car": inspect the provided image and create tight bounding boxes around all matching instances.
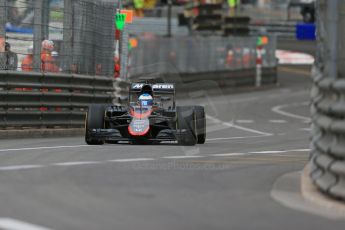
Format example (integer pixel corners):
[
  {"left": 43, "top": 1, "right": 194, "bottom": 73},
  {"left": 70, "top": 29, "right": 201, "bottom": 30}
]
[{"left": 131, "top": 83, "right": 174, "bottom": 90}]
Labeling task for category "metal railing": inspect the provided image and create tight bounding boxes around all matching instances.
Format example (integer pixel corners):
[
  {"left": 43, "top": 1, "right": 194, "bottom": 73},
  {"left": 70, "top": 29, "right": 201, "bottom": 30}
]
[{"left": 0, "top": 71, "right": 114, "bottom": 128}]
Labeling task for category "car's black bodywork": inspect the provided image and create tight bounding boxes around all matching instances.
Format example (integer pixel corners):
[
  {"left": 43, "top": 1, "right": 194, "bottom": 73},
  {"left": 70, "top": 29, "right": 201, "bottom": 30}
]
[{"left": 85, "top": 81, "right": 206, "bottom": 145}]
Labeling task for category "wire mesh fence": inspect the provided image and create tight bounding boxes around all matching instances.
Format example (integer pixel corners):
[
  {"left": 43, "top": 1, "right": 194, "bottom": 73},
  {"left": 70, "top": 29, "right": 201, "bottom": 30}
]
[
  {"left": 0, "top": 0, "right": 115, "bottom": 77},
  {"left": 127, "top": 35, "right": 277, "bottom": 78}
]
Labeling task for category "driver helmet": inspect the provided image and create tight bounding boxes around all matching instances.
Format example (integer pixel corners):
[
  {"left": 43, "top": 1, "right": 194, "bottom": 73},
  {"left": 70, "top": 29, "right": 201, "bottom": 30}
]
[{"left": 138, "top": 93, "right": 153, "bottom": 107}]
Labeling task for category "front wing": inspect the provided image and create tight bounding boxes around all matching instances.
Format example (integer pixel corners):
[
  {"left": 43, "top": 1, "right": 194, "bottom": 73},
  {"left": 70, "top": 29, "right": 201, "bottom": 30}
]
[{"left": 87, "top": 127, "right": 187, "bottom": 142}]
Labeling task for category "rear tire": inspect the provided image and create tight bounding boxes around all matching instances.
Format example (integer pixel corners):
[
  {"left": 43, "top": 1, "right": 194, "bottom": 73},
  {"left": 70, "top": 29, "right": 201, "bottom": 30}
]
[
  {"left": 85, "top": 104, "right": 107, "bottom": 145},
  {"left": 194, "top": 106, "right": 206, "bottom": 144},
  {"left": 176, "top": 106, "right": 197, "bottom": 146}
]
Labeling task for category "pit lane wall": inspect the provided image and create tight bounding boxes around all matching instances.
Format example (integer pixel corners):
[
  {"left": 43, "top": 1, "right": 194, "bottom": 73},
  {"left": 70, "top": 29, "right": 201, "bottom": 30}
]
[
  {"left": 127, "top": 35, "right": 277, "bottom": 91},
  {"left": 309, "top": 0, "right": 345, "bottom": 201}
]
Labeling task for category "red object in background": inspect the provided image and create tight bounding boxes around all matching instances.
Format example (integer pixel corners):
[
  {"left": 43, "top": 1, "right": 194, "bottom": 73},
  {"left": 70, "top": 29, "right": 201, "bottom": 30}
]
[
  {"left": 114, "top": 56, "right": 120, "bottom": 78},
  {"left": 256, "top": 46, "right": 263, "bottom": 65},
  {"left": 114, "top": 63, "right": 120, "bottom": 78},
  {"left": 115, "top": 30, "right": 121, "bottom": 40},
  {"left": 192, "top": 7, "right": 199, "bottom": 16},
  {"left": 41, "top": 52, "right": 59, "bottom": 73},
  {"left": 226, "top": 51, "right": 234, "bottom": 67},
  {"left": 21, "top": 55, "right": 33, "bottom": 72},
  {"left": 96, "top": 64, "right": 102, "bottom": 75}
]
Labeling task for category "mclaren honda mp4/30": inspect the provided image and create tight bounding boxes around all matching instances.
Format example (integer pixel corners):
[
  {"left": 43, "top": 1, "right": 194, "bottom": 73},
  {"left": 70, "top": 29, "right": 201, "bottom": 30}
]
[{"left": 85, "top": 82, "right": 206, "bottom": 145}]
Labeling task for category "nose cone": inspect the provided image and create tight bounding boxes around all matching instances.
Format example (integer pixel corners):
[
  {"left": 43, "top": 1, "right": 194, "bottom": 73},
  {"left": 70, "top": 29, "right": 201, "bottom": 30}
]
[{"left": 128, "top": 118, "right": 150, "bottom": 136}]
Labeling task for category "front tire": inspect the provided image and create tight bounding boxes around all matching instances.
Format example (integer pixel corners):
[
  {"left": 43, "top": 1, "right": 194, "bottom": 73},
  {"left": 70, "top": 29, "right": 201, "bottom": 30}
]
[
  {"left": 194, "top": 106, "right": 206, "bottom": 144},
  {"left": 176, "top": 106, "right": 197, "bottom": 146},
  {"left": 85, "top": 104, "right": 107, "bottom": 145}
]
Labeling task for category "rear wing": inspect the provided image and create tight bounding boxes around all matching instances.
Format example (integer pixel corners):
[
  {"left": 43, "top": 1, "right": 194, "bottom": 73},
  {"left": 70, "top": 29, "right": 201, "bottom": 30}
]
[{"left": 130, "top": 83, "right": 175, "bottom": 94}]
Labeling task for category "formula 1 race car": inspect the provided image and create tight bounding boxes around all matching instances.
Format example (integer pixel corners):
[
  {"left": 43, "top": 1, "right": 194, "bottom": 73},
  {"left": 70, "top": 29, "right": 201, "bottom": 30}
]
[{"left": 85, "top": 81, "right": 206, "bottom": 146}]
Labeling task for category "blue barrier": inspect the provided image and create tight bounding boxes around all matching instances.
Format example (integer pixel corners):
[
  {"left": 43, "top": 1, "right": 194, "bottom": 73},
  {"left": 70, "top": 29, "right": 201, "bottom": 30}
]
[
  {"left": 296, "top": 23, "right": 316, "bottom": 40},
  {"left": 5, "top": 24, "right": 33, "bottom": 34}
]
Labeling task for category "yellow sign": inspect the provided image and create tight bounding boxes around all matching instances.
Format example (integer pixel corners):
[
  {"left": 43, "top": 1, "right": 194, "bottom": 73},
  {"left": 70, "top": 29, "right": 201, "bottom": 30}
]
[{"left": 144, "top": 0, "right": 157, "bottom": 9}]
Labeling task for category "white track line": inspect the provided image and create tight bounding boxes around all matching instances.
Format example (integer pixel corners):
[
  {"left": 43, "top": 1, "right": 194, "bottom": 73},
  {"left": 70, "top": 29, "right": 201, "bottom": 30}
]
[
  {"left": 0, "top": 148, "right": 311, "bottom": 172},
  {"left": 0, "top": 218, "right": 53, "bottom": 230},
  {"left": 161, "top": 156, "right": 203, "bottom": 159},
  {"left": 108, "top": 158, "right": 154, "bottom": 162},
  {"left": 53, "top": 161, "right": 100, "bottom": 166},
  {"left": 206, "top": 124, "right": 234, "bottom": 133},
  {"left": 269, "top": 120, "right": 287, "bottom": 124},
  {"left": 0, "top": 145, "right": 90, "bottom": 153},
  {"left": 0, "top": 165, "right": 43, "bottom": 171},
  {"left": 249, "top": 150, "right": 287, "bottom": 154},
  {"left": 236, "top": 120, "right": 254, "bottom": 124},
  {"left": 211, "top": 153, "right": 246, "bottom": 157},
  {"left": 206, "top": 115, "right": 273, "bottom": 136},
  {"left": 206, "top": 135, "right": 266, "bottom": 141},
  {"left": 272, "top": 102, "right": 311, "bottom": 122},
  {"left": 249, "top": 149, "right": 311, "bottom": 154}
]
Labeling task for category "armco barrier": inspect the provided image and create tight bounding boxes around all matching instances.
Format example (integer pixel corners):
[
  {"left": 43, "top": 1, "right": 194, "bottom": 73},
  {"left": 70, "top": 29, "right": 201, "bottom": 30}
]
[
  {"left": 0, "top": 71, "right": 114, "bottom": 128},
  {"left": 310, "top": 65, "right": 345, "bottom": 200},
  {"left": 249, "top": 21, "right": 296, "bottom": 38}
]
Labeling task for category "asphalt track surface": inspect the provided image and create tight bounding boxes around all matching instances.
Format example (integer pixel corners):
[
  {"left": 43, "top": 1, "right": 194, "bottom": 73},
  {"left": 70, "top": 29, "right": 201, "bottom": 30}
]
[{"left": 0, "top": 41, "right": 344, "bottom": 230}]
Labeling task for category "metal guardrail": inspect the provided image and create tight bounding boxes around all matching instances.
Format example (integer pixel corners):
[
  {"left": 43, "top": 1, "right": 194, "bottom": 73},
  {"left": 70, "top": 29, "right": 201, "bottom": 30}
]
[
  {"left": 249, "top": 21, "right": 296, "bottom": 38},
  {"left": 127, "top": 17, "right": 296, "bottom": 38},
  {"left": 0, "top": 71, "right": 114, "bottom": 128}
]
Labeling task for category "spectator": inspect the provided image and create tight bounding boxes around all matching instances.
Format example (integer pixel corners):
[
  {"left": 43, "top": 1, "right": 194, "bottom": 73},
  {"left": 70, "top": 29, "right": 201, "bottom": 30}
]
[
  {"left": 71, "top": 63, "right": 79, "bottom": 74},
  {"left": 41, "top": 39, "right": 59, "bottom": 73},
  {"left": 96, "top": 63, "right": 102, "bottom": 75},
  {"left": 228, "top": 0, "right": 240, "bottom": 16},
  {"left": 5, "top": 42, "right": 18, "bottom": 70},
  {"left": 21, "top": 45, "right": 33, "bottom": 71},
  {"left": 0, "top": 37, "right": 6, "bottom": 70},
  {"left": 134, "top": 0, "right": 144, "bottom": 17},
  {"left": 114, "top": 55, "right": 120, "bottom": 78}
]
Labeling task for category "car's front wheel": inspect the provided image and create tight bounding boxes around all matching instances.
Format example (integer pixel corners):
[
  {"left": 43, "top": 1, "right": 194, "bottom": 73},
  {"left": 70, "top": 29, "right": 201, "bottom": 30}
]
[
  {"left": 194, "top": 106, "right": 206, "bottom": 144},
  {"left": 85, "top": 104, "right": 107, "bottom": 145},
  {"left": 176, "top": 106, "right": 197, "bottom": 146}
]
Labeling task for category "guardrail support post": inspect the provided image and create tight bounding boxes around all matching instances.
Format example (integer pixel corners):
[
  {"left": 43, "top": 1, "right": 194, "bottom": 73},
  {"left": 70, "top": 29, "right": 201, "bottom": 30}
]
[
  {"left": 119, "top": 28, "right": 129, "bottom": 79},
  {"left": 42, "top": 0, "right": 50, "bottom": 39},
  {"left": 0, "top": 0, "right": 5, "bottom": 39},
  {"left": 63, "top": 0, "right": 73, "bottom": 73},
  {"left": 256, "top": 45, "right": 263, "bottom": 87},
  {"left": 33, "top": 0, "right": 44, "bottom": 72}
]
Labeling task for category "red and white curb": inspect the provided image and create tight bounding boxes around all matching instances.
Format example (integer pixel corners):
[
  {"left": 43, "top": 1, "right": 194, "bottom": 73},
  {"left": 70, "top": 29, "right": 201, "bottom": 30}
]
[{"left": 276, "top": 50, "right": 315, "bottom": 65}]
